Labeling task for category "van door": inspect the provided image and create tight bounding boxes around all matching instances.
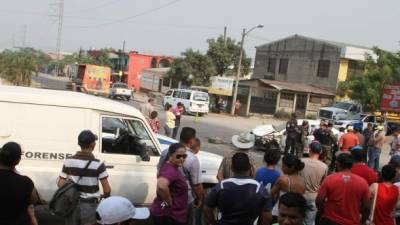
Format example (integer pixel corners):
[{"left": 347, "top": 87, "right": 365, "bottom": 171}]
[
  {"left": 172, "top": 90, "right": 181, "bottom": 107},
  {"left": 164, "top": 90, "right": 173, "bottom": 106},
  {"left": 179, "top": 91, "right": 191, "bottom": 110},
  {"left": 99, "top": 116, "right": 160, "bottom": 204}
]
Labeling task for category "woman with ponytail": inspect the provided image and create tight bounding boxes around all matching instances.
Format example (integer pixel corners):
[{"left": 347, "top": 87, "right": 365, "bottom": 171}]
[{"left": 271, "top": 154, "right": 306, "bottom": 222}]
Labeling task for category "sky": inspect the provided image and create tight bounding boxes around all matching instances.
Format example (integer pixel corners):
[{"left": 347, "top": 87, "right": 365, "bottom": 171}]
[{"left": 0, "top": 0, "right": 399, "bottom": 60}]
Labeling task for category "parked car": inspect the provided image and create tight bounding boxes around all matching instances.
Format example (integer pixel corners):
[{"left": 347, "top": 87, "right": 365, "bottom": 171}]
[
  {"left": 334, "top": 114, "right": 377, "bottom": 131},
  {"left": 109, "top": 82, "right": 133, "bottom": 101},
  {"left": 163, "top": 89, "right": 209, "bottom": 115},
  {"left": 319, "top": 101, "right": 362, "bottom": 121},
  {"left": 0, "top": 85, "right": 221, "bottom": 206}
]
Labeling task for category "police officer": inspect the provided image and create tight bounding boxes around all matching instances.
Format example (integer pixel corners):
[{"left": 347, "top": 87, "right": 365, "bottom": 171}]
[
  {"left": 313, "top": 120, "right": 337, "bottom": 168},
  {"left": 285, "top": 113, "right": 301, "bottom": 155}
]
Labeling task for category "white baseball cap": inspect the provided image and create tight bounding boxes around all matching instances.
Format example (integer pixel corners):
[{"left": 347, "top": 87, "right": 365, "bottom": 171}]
[{"left": 96, "top": 196, "right": 150, "bottom": 224}]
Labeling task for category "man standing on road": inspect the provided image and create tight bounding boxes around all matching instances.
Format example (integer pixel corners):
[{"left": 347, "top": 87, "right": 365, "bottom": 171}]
[
  {"left": 285, "top": 113, "right": 300, "bottom": 155},
  {"left": 300, "top": 141, "right": 328, "bottom": 225},
  {"left": 391, "top": 127, "right": 400, "bottom": 156},
  {"left": 316, "top": 153, "right": 371, "bottom": 225},
  {"left": 157, "top": 127, "right": 204, "bottom": 225},
  {"left": 368, "top": 125, "right": 385, "bottom": 171},
  {"left": 140, "top": 98, "right": 155, "bottom": 119},
  {"left": 58, "top": 130, "right": 111, "bottom": 225},
  {"left": 0, "top": 142, "right": 38, "bottom": 225},
  {"left": 313, "top": 121, "right": 336, "bottom": 168},
  {"left": 363, "top": 123, "right": 374, "bottom": 150},
  {"left": 204, "top": 152, "right": 273, "bottom": 225}
]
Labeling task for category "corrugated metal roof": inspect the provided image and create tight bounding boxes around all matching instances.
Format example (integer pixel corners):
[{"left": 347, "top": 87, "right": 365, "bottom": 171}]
[
  {"left": 240, "top": 79, "right": 335, "bottom": 96},
  {"left": 256, "top": 34, "right": 372, "bottom": 51}
]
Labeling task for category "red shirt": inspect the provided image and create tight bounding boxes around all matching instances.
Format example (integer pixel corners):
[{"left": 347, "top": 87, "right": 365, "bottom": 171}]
[
  {"left": 339, "top": 132, "right": 360, "bottom": 151},
  {"left": 351, "top": 163, "right": 378, "bottom": 186},
  {"left": 373, "top": 183, "right": 399, "bottom": 225},
  {"left": 318, "top": 172, "right": 371, "bottom": 225}
]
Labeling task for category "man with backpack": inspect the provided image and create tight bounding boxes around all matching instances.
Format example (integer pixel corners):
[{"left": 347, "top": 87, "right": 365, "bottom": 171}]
[{"left": 57, "top": 130, "right": 111, "bottom": 225}]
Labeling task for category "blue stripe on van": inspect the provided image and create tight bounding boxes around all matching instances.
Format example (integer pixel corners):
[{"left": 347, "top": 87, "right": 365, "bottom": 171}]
[{"left": 158, "top": 139, "right": 174, "bottom": 145}]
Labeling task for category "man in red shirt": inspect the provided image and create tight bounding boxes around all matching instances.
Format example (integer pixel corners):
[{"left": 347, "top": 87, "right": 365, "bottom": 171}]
[
  {"left": 350, "top": 146, "right": 377, "bottom": 185},
  {"left": 338, "top": 126, "right": 360, "bottom": 151},
  {"left": 316, "top": 153, "right": 371, "bottom": 225}
]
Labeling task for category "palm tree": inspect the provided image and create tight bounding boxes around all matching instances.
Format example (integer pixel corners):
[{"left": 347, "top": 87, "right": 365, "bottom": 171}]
[{"left": 0, "top": 50, "right": 38, "bottom": 86}]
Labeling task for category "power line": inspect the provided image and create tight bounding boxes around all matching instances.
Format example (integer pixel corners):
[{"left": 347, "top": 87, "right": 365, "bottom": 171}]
[
  {"left": 66, "top": 0, "right": 124, "bottom": 13},
  {"left": 66, "top": 0, "right": 182, "bottom": 28}
]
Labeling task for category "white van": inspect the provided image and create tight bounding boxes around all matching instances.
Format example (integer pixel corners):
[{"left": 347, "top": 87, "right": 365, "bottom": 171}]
[
  {"left": 0, "top": 86, "right": 222, "bottom": 205},
  {"left": 163, "top": 89, "right": 209, "bottom": 115}
]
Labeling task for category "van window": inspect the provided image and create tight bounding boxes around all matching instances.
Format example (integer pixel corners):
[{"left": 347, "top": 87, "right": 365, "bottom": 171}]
[
  {"left": 192, "top": 92, "right": 208, "bottom": 101},
  {"left": 101, "top": 117, "right": 159, "bottom": 156},
  {"left": 166, "top": 90, "right": 173, "bottom": 96},
  {"left": 173, "top": 91, "right": 181, "bottom": 98},
  {"left": 181, "top": 92, "right": 191, "bottom": 100}
]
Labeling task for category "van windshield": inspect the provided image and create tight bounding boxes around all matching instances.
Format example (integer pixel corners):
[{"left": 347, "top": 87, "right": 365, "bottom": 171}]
[
  {"left": 192, "top": 92, "right": 208, "bottom": 102},
  {"left": 334, "top": 102, "right": 353, "bottom": 110}
]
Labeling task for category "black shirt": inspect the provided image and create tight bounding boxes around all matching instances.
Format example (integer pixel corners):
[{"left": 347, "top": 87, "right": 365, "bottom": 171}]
[
  {"left": 0, "top": 169, "right": 34, "bottom": 225},
  {"left": 313, "top": 128, "right": 336, "bottom": 146},
  {"left": 205, "top": 176, "right": 272, "bottom": 225}
]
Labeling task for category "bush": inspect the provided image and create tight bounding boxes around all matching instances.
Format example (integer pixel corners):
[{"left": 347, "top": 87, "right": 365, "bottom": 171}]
[{"left": 274, "top": 109, "right": 290, "bottom": 119}]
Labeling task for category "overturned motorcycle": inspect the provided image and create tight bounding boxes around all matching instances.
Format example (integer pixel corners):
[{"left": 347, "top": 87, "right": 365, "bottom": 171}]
[{"left": 252, "top": 125, "right": 281, "bottom": 152}]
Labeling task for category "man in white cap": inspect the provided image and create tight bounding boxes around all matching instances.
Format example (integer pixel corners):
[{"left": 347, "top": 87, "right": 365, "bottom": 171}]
[
  {"left": 96, "top": 196, "right": 149, "bottom": 225},
  {"left": 216, "top": 132, "right": 256, "bottom": 181}
]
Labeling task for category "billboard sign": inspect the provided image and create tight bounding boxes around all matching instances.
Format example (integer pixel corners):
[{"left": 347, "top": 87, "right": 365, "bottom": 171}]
[
  {"left": 208, "top": 76, "right": 234, "bottom": 96},
  {"left": 381, "top": 84, "right": 400, "bottom": 112}
]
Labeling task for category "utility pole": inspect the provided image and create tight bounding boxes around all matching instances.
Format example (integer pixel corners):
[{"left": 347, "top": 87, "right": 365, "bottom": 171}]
[
  {"left": 230, "top": 24, "right": 264, "bottom": 116},
  {"left": 223, "top": 26, "right": 227, "bottom": 47},
  {"left": 230, "top": 28, "right": 245, "bottom": 115},
  {"left": 119, "top": 40, "right": 126, "bottom": 82},
  {"left": 55, "top": 0, "right": 64, "bottom": 76},
  {"left": 22, "top": 24, "right": 27, "bottom": 48}
]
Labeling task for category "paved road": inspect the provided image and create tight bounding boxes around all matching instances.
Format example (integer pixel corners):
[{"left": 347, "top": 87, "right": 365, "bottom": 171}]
[{"left": 32, "top": 73, "right": 70, "bottom": 90}]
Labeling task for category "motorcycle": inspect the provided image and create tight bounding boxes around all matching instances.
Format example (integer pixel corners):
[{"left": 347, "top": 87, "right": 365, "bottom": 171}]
[{"left": 252, "top": 125, "right": 281, "bottom": 152}]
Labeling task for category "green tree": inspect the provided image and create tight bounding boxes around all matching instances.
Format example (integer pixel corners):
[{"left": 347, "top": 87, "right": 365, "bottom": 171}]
[
  {"left": 0, "top": 49, "right": 38, "bottom": 86},
  {"left": 168, "top": 49, "right": 216, "bottom": 86},
  {"left": 207, "top": 36, "right": 251, "bottom": 76},
  {"left": 338, "top": 48, "right": 400, "bottom": 112}
]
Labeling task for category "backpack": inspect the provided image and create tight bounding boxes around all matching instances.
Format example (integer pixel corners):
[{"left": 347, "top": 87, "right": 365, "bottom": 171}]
[{"left": 49, "top": 160, "right": 92, "bottom": 217}]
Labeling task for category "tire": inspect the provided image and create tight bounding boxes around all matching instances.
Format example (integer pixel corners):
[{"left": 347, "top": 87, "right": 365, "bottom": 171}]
[{"left": 126, "top": 97, "right": 130, "bottom": 101}]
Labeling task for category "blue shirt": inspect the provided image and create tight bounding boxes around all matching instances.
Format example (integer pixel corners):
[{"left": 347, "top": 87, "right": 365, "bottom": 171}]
[
  {"left": 255, "top": 167, "right": 280, "bottom": 190},
  {"left": 205, "top": 176, "right": 272, "bottom": 225}
]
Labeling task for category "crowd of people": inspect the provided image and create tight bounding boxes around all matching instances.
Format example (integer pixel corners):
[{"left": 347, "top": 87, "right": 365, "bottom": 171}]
[{"left": 2, "top": 101, "right": 400, "bottom": 225}]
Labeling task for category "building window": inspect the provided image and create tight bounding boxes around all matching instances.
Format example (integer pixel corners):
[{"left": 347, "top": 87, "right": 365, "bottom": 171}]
[
  {"left": 317, "top": 60, "right": 330, "bottom": 78},
  {"left": 278, "top": 59, "right": 289, "bottom": 74},
  {"left": 267, "top": 58, "right": 276, "bottom": 73}
]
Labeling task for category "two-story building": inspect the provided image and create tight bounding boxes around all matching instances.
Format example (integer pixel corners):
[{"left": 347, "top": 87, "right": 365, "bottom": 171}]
[
  {"left": 253, "top": 34, "right": 375, "bottom": 92},
  {"left": 236, "top": 35, "right": 376, "bottom": 117}
]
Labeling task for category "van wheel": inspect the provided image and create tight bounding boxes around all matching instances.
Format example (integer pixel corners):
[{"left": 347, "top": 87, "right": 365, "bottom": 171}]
[{"left": 126, "top": 97, "right": 130, "bottom": 101}]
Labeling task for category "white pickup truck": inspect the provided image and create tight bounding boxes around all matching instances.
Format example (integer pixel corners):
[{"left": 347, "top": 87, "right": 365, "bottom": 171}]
[
  {"left": 0, "top": 86, "right": 222, "bottom": 205},
  {"left": 109, "top": 82, "right": 133, "bottom": 101}
]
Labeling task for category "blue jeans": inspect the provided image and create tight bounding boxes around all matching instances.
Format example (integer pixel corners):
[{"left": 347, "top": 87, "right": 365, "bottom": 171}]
[{"left": 368, "top": 147, "right": 381, "bottom": 171}]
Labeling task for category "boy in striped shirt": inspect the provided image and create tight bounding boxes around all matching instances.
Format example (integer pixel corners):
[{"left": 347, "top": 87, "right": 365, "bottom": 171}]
[{"left": 58, "top": 130, "right": 111, "bottom": 225}]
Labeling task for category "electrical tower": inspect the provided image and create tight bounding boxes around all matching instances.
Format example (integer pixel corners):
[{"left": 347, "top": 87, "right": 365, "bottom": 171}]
[
  {"left": 22, "top": 24, "right": 27, "bottom": 48},
  {"left": 55, "top": 0, "right": 64, "bottom": 76}
]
